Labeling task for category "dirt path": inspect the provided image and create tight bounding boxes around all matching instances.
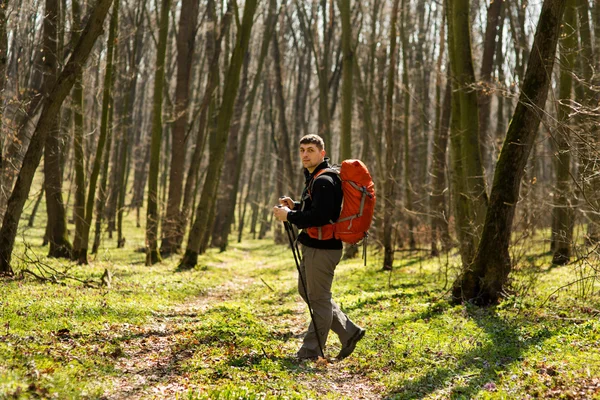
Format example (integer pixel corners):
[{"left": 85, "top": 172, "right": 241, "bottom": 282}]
[{"left": 104, "top": 269, "right": 385, "bottom": 399}]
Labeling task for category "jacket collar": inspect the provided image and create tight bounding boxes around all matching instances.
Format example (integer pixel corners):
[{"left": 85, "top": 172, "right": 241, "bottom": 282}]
[{"left": 304, "top": 158, "right": 330, "bottom": 183}]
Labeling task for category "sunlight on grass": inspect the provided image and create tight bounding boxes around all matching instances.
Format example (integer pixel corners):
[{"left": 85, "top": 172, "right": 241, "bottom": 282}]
[{"left": 1, "top": 188, "right": 599, "bottom": 398}]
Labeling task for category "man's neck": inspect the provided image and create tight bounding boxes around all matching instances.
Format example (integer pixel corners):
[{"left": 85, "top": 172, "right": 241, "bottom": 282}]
[{"left": 307, "top": 159, "right": 326, "bottom": 174}]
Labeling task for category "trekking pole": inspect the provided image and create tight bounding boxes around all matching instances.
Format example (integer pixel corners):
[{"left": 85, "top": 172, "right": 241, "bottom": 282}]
[{"left": 283, "top": 219, "right": 325, "bottom": 359}]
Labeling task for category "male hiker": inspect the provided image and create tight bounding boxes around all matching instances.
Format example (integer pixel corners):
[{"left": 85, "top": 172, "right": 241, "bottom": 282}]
[{"left": 273, "top": 134, "right": 365, "bottom": 360}]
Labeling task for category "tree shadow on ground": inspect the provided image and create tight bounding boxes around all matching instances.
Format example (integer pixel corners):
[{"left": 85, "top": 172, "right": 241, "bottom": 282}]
[{"left": 384, "top": 307, "right": 555, "bottom": 399}]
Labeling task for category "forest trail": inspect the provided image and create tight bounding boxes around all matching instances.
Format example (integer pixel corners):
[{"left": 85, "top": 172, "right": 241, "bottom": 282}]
[{"left": 104, "top": 254, "right": 385, "bottom": 399}]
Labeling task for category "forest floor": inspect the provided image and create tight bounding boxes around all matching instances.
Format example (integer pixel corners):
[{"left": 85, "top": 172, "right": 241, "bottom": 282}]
[{"left": 1, "top": 207, "right": 600, "bottom": 398}]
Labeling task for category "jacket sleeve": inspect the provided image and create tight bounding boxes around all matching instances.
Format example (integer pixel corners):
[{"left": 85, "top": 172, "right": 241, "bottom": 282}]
[{"left": 287, "top": 175, "right": 337, "bottom": 229}]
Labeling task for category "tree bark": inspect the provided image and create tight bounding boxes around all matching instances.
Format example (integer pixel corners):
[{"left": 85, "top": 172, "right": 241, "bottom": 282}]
[
  {"left": 400, "top": 0, "right": 415, "bottom": 250},
  {"left": 214, "top": 0, "right": 278, "bottom": 250},
  {"left": 0, "top": 0, "right": 114, "bottom": 275},
  {"left": 41, "top": 0, "right": 72, "bottom": 259},
  {"left": 178, "top": 0, "right": 233, "bottom": 251},
  {"left": 160, "top": 0, "right": 200, "bottom": 256},
  {"left": 145, "top": 0, "right": 171, "bottom": 265},
  {"left": 551, "top": 0, "right": 576, "bottom": 265},
  {"left": 478, "top": 0, "right": 503, "bottom": 179},
  {"left": 446, "top": 0, "right": 488, "bottom": 267},
  {"left": 382, "top": 0, "right": 400, "bottom": 271},
  {"left": 210, "top": 53, "right": 249, "bottom": 250},
  {"left": 71, "top": 0, "right": 86, "bottom": 259},
  {"left": 179, "top": 0, "right": 259, "bottom": 269},
  {"left": 452, "top": 0, "right": 567, "bottom": 305},
  {"left": 339, "top": 0, "right": 352, "bottom": 161},
  {"left": 76, "top": 0, "right": 118, "bottom": 264}
]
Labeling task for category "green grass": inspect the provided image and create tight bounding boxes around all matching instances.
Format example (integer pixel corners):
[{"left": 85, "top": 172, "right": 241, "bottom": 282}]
[{"left": 1, "top": 181, "right": 599, "bottom": 398}]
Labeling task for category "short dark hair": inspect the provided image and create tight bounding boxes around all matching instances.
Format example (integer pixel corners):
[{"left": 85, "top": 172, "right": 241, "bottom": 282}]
[{"left": 299, "top": 134, "right": 325, "bottom": 151}]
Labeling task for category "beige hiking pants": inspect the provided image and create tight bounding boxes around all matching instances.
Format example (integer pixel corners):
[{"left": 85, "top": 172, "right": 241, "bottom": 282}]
[{"left": 296, "top": 245, "right": 361, "bottom": 358}]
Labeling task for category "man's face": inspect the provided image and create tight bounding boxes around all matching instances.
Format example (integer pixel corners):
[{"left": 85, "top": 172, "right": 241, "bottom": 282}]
[{"left": 299, "top": 143, "right": 325, "bottom": 172}]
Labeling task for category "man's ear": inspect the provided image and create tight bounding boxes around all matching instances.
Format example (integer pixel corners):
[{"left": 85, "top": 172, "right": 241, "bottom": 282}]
[{"left": 321, "top": 149, "right": 326, "bottom": 158}]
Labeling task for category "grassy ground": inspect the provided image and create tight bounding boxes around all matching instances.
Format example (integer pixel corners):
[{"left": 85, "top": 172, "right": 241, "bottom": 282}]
[{"left": 1, "top": 191, "right": 600, "bottom": 398}]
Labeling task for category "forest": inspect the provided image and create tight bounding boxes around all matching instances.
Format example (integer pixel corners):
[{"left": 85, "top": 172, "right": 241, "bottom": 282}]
[{"left": 0, "top": 0, "right": 599, "bottom": 398}]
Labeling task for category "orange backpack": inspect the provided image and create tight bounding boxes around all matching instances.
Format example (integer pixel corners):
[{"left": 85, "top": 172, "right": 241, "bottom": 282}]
[{"left": 306, "top": 160, "right": 376, "bottom": 244}]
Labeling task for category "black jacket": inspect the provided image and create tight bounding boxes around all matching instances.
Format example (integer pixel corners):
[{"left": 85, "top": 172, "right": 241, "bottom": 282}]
[{"left": 287, "top": 159, "right": 343, "bottom": 249}]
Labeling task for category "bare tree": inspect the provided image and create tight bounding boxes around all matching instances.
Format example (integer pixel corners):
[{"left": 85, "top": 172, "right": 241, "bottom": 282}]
[
  {"left": 0, "top": 0, "right": 115, "bottom": 275},
  {"left": 452, "top": 0, "right": 567, "bottom": 305}
]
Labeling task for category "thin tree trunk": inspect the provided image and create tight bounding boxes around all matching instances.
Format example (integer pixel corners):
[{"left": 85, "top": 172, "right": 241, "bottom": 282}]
[
  {"left": 42, "top": 0, "right": 72, "bottom": 259},
  {"left": 431, "top": 79, "right": 452, "bottom": 256},
  {"left": 145, "top": 0, "right": 171, "bottom": 265},
  {"left": 452, "top": 0, "right": 567, "bottom": 305},
  {"left": 160, "top": 0, "right": 200, "bottom": 256},
  {"left": 216, "top": 0, "right": 278, "bottom": 249},
  {"left": 271, "top": 31, "right": 296, "bottom": 193},
  {"left": 92, "top": 96, "right": 115, "bottom": 254},
  {"left": 211, "top": 53, "right": 250, "bottom": 250},
  {"left": 76, "top": 0, "right": 118, "bottom": 264},
  {"left": 0, "top": 0, "right": 114, "bottom": 275},
  {"left": 478, "top": 0, "right": 503, "bottom": 180},
  {"left": 178, "top": 0, "right": 233, "bottom": 250},
  {"left": 339, "top": 0, "right": 352, "bottom": 161},
  {"left": 71, "top": 0, "right": 85, "bottom": 258},
  {"left": 400, "top": 0, "right": 415, "bottom": 250},
  {"left": 551, "top": 0, "right": 576, "bottom": 265},
  {"left": 28, "top": 185, "right": 44, "bottom": 227},
  {"left": 446, "top": 0, "right": 488, "bottom": 267},
  {"left": 179, "top": 0, "right": 259, "bottom": 269},
  {"left": 382, "top": 0, "right": 400, "bottom": 271}
]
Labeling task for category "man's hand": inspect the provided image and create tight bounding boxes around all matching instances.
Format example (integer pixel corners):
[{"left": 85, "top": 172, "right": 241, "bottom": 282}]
[
  {"left": 279, "top": 196, "right": 295, "bottom": 209},
  {"left": 273, "top": 205, "right": 291, "bottom": 221}
]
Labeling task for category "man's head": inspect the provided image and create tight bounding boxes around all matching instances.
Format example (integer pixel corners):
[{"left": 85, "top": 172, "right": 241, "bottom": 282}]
[{"left": 299, "top": 134, "right": 326, "bottom": 172}]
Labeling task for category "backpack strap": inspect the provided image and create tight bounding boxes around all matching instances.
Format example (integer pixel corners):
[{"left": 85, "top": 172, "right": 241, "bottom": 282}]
[{"left": 308, "top": 168, "right": 340, "bottom": 195}]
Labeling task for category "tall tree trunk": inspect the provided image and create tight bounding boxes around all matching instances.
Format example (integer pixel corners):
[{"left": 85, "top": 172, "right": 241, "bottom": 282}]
[
  {"left": 71, "top": 0, "right": 86, "bottom": 258},
  {"left": 178, "top": 0, "right": 233, "bottom": 250},
  {"left": 452, "top": 0, "right": 567, "bottom": 305},
  {"left": 430, "top": 2, "right": 450, "bottom": 257},
  {"left": 160, "top": 0, "right": 200, "bottom": 256},
  {"left": 446, "top": 0, "right": 488, "bottom": 267},
  {"left": 42, "top": 0, "right": 72, "bottom": 259},
  {"left": 179, "top": 0, "right": 259, "bottom": 269},
  {"left": 76, "top": 0, "right": 118, "bottom": 264},
  {"left": 145, "top": 0, "right": 171, "bottom": 265},
  {"left": 118, "top": 0, "right": 146, "bottom": 243},
  {"left": 400, "top": 0, "right": 415, "bottom": 250},
  {"left": 0, "top": 0, "right": 114, "bottom": 275},
  {"left": 431, "top": 79, "right": 452, "bottom": 256},
  {"left": 0, "top": 0, "right": 7, "bottom": 135},
  {"left": 339, "top": 0, "right": 352, "bottom": 161},
  {"left": 211, "top": 53, "right": 249, "bottom": 250},
  {"left": 214, "top": 0, "right": 278, "bottom": 250},
  {"left": 551, "top": 0, "right": 576, "bottom": 265},
  {"left": 271, "top": 31, "right": 296, "bottom": 193},
  {"left": 382, "top": 0, "right": 400, "bottom": 271}
]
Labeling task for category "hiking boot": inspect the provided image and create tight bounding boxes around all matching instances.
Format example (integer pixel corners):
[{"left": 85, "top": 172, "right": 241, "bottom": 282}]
[
  {"left": 296, "top": 347, "right": 320, "bottom": 361},
  {"left": 336, "top": 328, "right": 365, "bottom": 360}
]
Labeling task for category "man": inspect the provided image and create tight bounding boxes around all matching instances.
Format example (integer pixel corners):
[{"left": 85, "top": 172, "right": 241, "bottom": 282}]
[{"left": 273, "top": 134, "right": 365, "bottom": 360}]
